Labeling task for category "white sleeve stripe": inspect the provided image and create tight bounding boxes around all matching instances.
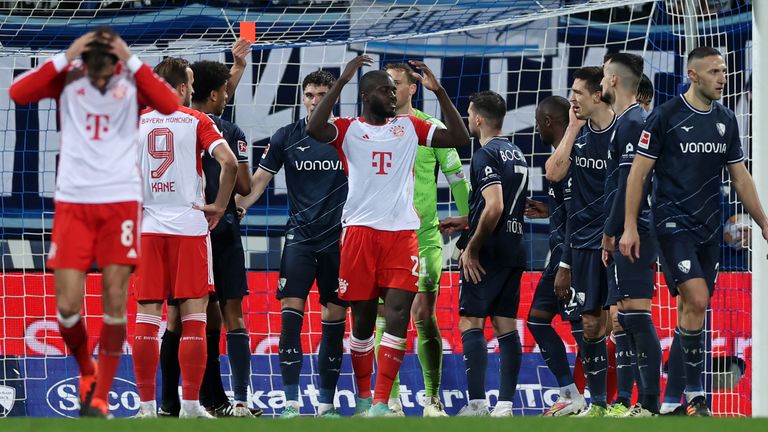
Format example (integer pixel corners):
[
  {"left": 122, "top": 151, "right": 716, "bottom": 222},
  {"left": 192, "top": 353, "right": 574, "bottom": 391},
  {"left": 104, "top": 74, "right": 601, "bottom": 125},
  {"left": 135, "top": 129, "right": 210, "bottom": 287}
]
[
  {"left": 636, "top": 149, "right": 658, "bottom": 159},
  {"left": 126, "top": 55, "right": 143, "bottom": 74},
  {"left": 479, "top": 181, "right": 501, "bottom": 192},
  {"left": 258, "top": 164, "right": 278, "bottom": 174},
  {"left": 618, "top": 162, "right": 634, "bottom": 167},
  {"left": 207, "top": 139, "right": 227, "bottom": 155},
  {"left": 425, "top": 124, "right": 436, "bottom": 147},
  {"left": 727, "top": 157, "right": 745, "bottom": 165},
  {"left": 52, "top": 53, "right": 69, "bottom": 72}
]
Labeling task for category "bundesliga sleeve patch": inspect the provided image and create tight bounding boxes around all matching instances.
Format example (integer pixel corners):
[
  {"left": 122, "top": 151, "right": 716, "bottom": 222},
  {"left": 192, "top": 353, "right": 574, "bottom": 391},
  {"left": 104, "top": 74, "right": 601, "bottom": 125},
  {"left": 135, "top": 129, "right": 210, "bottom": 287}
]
[
  {"left": 261, "top": 143, "right": 270, "bottom": 159},
  {"left": 238, "top": 140, "right": 248, "bottom": 157},
  {"left": 638, "top": 130, "right": 651, "bottom": 149}
]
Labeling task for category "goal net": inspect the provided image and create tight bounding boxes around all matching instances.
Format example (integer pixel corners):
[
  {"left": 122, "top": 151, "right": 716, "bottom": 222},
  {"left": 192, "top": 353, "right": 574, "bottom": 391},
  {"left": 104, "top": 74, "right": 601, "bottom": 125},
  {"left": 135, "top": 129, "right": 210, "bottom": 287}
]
[{"left": 0, "top": 0, "right": 753, "bottom": 417}]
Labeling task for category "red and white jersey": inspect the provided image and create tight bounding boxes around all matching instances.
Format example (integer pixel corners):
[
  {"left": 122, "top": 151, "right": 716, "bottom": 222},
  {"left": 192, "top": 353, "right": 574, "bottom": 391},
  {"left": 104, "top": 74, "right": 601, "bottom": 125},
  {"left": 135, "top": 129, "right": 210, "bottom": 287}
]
[
  {"left": 8, "top": 52, "right": 178, "bottom": 204},
  {"left": 330, "top": 115, "right": 436, "bottom": 231},
  {"left": 139, "top": 106, "right": 226, "bottom": 236}
]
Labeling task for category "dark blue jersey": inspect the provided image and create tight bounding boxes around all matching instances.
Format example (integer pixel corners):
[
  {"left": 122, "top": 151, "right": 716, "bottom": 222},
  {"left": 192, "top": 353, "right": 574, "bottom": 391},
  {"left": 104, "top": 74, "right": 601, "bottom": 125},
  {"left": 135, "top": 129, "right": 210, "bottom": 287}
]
[
  {"left": 637, "top": 95, "right": 744, "bottom": 244},
  {"left": 567, "top": 116, "right": 616, "bottom": 250},
  {"left": 203, "top": 115, "right": 250, "bottom": 232},
  {"left": 467, "top": 137, "right": 529, "bottom": 268},
  {"left": 547, "top": 171, "right": 571, "bottom": 265},
  {"left": 604, "top": 104, "right": 652, "bottom": 238},
  {"left": 259, "top": 117, "right": 348, "bottom": 251}
]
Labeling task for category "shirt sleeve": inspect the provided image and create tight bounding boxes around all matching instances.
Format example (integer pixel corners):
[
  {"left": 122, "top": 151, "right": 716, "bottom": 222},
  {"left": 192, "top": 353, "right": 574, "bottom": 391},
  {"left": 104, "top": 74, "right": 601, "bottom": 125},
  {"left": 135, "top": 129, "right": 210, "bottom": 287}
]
[
  {"left": 725, "top": 113, "right": 745, "bottom": 165},
  {"left": 605, "top": 117, "right": 645, "bottom": 237},
  {"left": 329, "top": 117, "right": 353, "bottom": 148},
  {"left": 9, "top": 53, "right": 69, "bottom": 104},
  {"left": 472, "top": 148, "right": 501, "bottom": 193},
  {"left": 232, "top": 124, "right": 250, "bottom": 164},
  {"left": 436, "top": 148, "right": 470, "bottom": 216},
  {"left": 197, "top": 114, "right": 227, "bottom": 155},
  {"left": 636, "top": 109, "right": 662, "bottom": 160},
  {"left": 259, "top": 127, "right": 286, "bottom": 174},
  {"left": 408, "top": 115, "right": 437, "bottom": 147}
]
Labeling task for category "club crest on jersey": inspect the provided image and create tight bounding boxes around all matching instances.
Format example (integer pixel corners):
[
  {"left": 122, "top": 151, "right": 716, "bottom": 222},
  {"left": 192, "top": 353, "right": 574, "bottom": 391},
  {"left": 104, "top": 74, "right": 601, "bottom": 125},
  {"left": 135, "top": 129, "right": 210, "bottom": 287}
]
[
  {"left": 261, "top": 144, "right": 270, "bottom": 159},
  {"left": 716, "top": 122, "right": 726, "bottom": 137},
  {"left": 277, "top": 278, "right": 287, "bottom": 291},
  {"left": 390, "top": 125, "right": 405, "bottom": 137},
  {"left": 638, "top": 130, "right": 651, "bottom": 149},
  {"left": 678, "top": 260, "right": 691, "bottom": 274},
  {"left": 338, "top": 278, "right": 349, "bottom": 294},
  {"left": 112, "top": 85, "right": 127, "bottom": 100},
  {"left": 238, "top": 140, "right": 248, "bottom": 156},
  {"left": 0, "top": 385, "right": 15, "bottom": 417}
]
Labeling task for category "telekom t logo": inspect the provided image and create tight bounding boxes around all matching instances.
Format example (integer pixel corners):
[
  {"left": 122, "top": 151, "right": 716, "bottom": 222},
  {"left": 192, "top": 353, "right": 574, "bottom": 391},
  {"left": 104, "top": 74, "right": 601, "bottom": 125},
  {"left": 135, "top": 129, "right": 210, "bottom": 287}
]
[
  {"left": 371, "top": 151, "right": 393, "bottom": 175},
  {"left": 85, "top": 113, "right": 110, "bottom": 140}
]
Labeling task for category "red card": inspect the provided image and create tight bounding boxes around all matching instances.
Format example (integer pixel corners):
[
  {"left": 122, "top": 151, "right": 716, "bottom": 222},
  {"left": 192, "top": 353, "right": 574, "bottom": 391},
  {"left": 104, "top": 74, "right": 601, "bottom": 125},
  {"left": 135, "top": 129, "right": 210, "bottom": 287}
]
[{"left": 239, "top": 22, "right": 256, "bottom": 42}]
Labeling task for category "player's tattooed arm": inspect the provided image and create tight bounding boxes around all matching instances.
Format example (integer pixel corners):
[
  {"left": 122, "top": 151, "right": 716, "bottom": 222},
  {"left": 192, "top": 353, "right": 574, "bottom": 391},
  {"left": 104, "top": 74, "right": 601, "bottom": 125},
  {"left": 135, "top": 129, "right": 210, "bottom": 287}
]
[
  {"left": 307, "top": 55, "right": 373, "bottom": 143},
  {"left": 409, "top": 60, "right": 470, "bottom": 149},
  {"left": 545, "top": 105, "right": 584, "bottom": 182},
  {"left": 727, "top": 161, "right": 768, "bottom": 241}
]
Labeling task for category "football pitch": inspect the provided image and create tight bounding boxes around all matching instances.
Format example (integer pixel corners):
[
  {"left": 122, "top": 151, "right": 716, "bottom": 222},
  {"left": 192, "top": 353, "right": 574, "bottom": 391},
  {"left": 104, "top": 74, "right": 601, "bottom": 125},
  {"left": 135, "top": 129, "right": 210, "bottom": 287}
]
[{"left": 5, "top": 417, "right": 768, "bottom": 432}]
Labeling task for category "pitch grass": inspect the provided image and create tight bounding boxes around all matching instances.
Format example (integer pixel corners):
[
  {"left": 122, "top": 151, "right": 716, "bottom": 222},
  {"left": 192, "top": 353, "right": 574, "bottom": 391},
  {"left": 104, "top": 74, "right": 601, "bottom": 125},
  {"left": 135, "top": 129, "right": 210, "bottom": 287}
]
[{"left": 5, "top": 417, "right": 768, "bottom": 432}]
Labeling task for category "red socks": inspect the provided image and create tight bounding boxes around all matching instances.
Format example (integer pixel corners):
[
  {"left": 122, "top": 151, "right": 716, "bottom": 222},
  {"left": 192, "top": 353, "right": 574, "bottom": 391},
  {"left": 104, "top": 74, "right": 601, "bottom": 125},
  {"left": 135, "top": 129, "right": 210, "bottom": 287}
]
[
  {"left": 373, "top": 333, "right": 406, "bottom": 404},
  {"left": 350, "top": 335, "right": 375, "bottom": 399},
  {"left": 179, "top": 314, "right": 207, "bottom": 401},
  {"left": 132, "top": 314, "right": 161, "bottom": 402},
  {"left": 94, "top": 315, "right": 127, "bottom": 403},
  {"left": 57, "top": 313, "right": 95, "bottom": 377}
]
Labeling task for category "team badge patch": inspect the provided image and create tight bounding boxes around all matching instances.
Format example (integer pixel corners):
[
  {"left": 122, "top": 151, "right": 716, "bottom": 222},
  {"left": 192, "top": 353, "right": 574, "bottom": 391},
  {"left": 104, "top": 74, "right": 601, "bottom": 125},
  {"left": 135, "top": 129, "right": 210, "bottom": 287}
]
[
  {"left": 0, "top": 385, "right": 15, "bottom": 417},
  {"left": 277, "top": 278, "right": 287, "bottom": 291},
  {"left": 338, "top": 278, "right": 348, "bottom": 294},
  {"left": 716, "top": 122, "right": 726, "bottom": 137},
  {"left": 238, "top": 140, "right": 248, "bottom": 156},
  {"left": 261, "top": 143, "right": 270, "bottom": 159},
  {"left": 390, "top": 125, "right": 405, "bottom": 137},
  {"left": 638, "top": 130, "right": 651, "bottom": 149},
  {"left": 112, "top": 85, "right": 127, "bottom": 100},
  {"left": 678, "top": 260, "right": 691, "bottom": 274}
]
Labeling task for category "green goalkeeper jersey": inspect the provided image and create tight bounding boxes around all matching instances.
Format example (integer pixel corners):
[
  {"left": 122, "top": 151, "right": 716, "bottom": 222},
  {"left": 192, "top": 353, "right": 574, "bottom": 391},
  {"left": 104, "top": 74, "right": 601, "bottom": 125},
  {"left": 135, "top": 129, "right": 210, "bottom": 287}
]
[{"left": 412, "top": 109, "right": 470, "bottom": 239}]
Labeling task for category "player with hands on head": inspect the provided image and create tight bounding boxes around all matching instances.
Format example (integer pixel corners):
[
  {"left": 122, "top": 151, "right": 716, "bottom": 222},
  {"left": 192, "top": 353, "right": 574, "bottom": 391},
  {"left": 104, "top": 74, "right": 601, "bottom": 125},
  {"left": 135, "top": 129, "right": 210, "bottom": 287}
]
[
  {"left": 9, "top": 26, "right": 178, "bottom": 418},
  {"left": 307, "top": 54, "right": 469, "bottom": 417}
]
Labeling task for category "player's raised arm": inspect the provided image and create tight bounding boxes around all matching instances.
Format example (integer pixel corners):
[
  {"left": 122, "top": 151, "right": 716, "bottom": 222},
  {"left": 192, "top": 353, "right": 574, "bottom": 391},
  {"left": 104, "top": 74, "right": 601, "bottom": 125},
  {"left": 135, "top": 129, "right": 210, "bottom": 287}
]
[
  {"left": 110, "top": 36, "right": 178, "bottom": 114},
  {"left": 227, "top": 38, "right": 252, "bottom": 101},
  {"left": 307, "top": 55, "right": 373, "bottom": 143},
  {"left": 408, "top": 60, "right": 470, "bottom": 149},
  {"left": 545, "top": 106, "right": 583, "bottom": 182}
]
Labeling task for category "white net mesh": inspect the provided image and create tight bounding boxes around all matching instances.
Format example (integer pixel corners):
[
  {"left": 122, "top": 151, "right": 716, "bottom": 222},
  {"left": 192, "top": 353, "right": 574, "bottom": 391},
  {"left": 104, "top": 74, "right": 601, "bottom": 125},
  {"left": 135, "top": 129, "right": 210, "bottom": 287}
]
[{"left": 0, "top": 0, "right": 753, "bottom": 417}]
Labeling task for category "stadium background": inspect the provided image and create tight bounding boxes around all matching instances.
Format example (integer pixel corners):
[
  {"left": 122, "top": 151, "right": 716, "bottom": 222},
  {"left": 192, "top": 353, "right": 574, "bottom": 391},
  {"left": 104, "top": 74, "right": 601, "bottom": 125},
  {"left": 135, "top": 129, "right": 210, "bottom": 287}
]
[{"left": 0, "top": 0, "right": 754, "bottom": 418}]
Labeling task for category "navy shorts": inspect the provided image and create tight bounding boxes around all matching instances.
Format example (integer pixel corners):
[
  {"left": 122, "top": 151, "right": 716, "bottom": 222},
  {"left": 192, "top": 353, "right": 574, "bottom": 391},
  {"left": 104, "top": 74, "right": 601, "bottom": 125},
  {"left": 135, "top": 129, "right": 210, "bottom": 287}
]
[
  {"left": 611, "top": 234, "right": 658, "bottom": 301},
  {"left": 277, "top": 244, "right": 347, "bottom": 307},
  {"left": 209, "top": 224, "right": 249, "bottom": 301},
  {"left": 530, "top": 260, "right": 564, "bottom": 317},
  {"left": 459, "top": 266, "right": 523, "bottom": 319},
  {"left": 605, "top": 263, "right": 621, "bottom": 308},
  {"left": 569, "top": 249, "right": 608, "bottom": 318},
  {"left": 657, "top": 233, "right": 719, "bottom": 297}
]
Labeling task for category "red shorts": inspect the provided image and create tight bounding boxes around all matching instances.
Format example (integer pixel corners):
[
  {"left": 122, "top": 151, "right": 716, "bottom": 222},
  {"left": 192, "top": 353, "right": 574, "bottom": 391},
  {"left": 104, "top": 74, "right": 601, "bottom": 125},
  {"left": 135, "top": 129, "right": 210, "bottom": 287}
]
[
  {"left": 338, "top": 226, "right": 419, "bottom": 301},
  {"left": 48, "top": 201, "right": 141, "bottom": 272},
  {"left": 133, "top": 234, "right": 214, "bottom": 302}
]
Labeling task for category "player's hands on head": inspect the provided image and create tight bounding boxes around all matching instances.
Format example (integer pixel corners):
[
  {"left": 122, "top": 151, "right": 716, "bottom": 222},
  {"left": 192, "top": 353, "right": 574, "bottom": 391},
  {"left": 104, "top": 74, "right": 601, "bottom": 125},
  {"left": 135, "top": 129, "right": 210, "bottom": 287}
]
[
  {"left": 109, "top": 35, "right": 133, "bottom": 62},
  {"left": 568, "top": 104, "right": 587, "bottom": 129},
  {"left": 232, "top": 38, "right": 251, "bottom": 68},
  {"left": 554, "top": 267, "right": 571, "bottom": 301},
  {"left": 459, "top": 244, "right": 485, "bottom": 284},
  {"left": 524, "top": 198, "right": 549, "bottom": 219},
  {"left": 193, "top": 203, "right": 226, "bottom": 231},
  {"left": 340, "top": 55, "right": 373, "bottom": 83},
  {"left": 601, "top": 234, "right": 615, "bottom": 267},
  {"left": 619, "top": 226, "right": 641, "bottom": 263},
  {"left": 439, "top": 216, "right": 468, "bottom": 235},
  {"left": 409, "top": 60, "right": 443, "bottom": 93},
  {"left": 65, "top": 32, "right": 97, "bottom": 62}
]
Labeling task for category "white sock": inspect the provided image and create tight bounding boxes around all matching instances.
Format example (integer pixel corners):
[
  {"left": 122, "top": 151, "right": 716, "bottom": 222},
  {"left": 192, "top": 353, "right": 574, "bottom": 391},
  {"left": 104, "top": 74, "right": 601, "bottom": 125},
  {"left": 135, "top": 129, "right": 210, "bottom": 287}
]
[
  {"left": 140, "top": 400, "right": 156, "bottom": 412},
  {"left": 469, "top": 399, "right": 487, "bottom": 408},
  {"left": 659, "top": 402, "right": 682, "bottom": 414},
  {"left": 181, "top": 400, "right": 201, "bottom": 413},
  {"left": 318, "top": 403, "right": 334, "bottom": 414},
  {"left": 560, "top": 383, "right": 580, "bottom": 400},
  {"left": 495, "top": 400, "right": 513, "bottom": 410},
  {"left": 234, "top": 400, "right": 248, "bottom": 407},
  {"left": 388, "top": 397, "right": 401, "bottom": 407},
  {"left": 285, "top": 400, "right": 300, "bottom": 409}
]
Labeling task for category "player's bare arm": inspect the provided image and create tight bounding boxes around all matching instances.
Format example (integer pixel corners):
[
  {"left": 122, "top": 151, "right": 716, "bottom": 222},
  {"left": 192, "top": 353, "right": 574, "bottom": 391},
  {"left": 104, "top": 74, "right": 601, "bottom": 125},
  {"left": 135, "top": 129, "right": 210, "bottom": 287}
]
[
  {"left": 235, "top": 168, "right": 274, "bottom": 210},
  {"left": 601, "top": 234, "right": 615, "bottom": 267},
  {"left": 525, "top": 198, "right": 549, "bottom": 219},
  {"left": 619, "top": 154, "right": 656, "bottom": 261},
  {"left": 307, "top": 55, "right": 373, "bottom": 142},
  {"left": 227, "top": 38, "right": 252, "bottom": 101},
  {"left": 235, "top": 160, "right": 251, "bottom": 196},
  {"left": 553, "top": 266, "right": 571, "bottom": 301},
  {"left": 461, "top": 183, "right": 503, "bottom": 284},
  {"left": 544, "top": 106, "right": 583, "bottom": 182},
  {"left": 408, "top": 60, "right": 470, "bottom": 149},
  {"left": 195, "top": 144, "right": 238, "bottom": 230},
  {"left": 439, "top": 216, "right": 468, "bottom": 235},
  {"left": 727, "top": 161, "right": 768, "bottom": 241}
]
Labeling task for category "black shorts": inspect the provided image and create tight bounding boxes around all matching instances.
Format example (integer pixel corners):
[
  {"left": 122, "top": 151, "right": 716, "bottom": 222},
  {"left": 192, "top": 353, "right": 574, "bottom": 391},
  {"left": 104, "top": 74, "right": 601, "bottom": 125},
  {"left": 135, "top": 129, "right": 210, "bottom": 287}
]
[
  {"left": 605, "top": 263, "right": 622, "bottom": 308},
  {"left": 530, "top": 261, "right": 564, "bottom": 317},
  {"left": 459, "top": 266, "right": 523, "bottom": 319},
  {"left": 209, "top": 225, "right": 249, "bottom": 301},
  {"left": 277, "top": 244, "right": 347, "bottom": 307},
  {"left": 611, "top": 234, "right": 658, "bottom": 301},
  {"left": 657, "top": 233, "right": 719, "bottom": 297},
  {"left": 569, "top": 249, "right": 608, "bottom": 318}
]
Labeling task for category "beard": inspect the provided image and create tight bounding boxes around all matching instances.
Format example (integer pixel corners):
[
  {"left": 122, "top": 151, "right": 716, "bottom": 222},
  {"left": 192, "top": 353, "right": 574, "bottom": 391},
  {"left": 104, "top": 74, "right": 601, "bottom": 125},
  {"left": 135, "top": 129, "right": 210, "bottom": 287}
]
[{"left": 600, "top": 89, "right": 614, "bottom": 105}]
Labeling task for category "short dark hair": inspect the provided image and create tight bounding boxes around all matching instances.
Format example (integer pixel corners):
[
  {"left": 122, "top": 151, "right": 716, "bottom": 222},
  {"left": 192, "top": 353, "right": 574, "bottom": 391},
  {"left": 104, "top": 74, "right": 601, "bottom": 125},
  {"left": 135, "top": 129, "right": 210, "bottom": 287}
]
[
  {"left": 81, "top": 26, "right": 118, "bottom": 71},
  {"left": 469, "top": 90, "right": 506, "bottom": 129},
  {"left": 384, "top": 62, "right": 417, "bottom": 85},
  {"left": 637, "top": 73, "right": 654, "bottom": 103},
  {"left": 302, "top": 70, "right": 336, "bottom": 91},
  {"left": 606, "top": 52, "right": 643, "bottom": 91},
  {"left": 537, "top": 95, "right": 570, "bottom": 124},
  {"left": 688, "top": 46, "right": 722, "bottom": 65},
  {"left": 154, "top": 57, "right": 190, "bottom": 88},
  {"left": 359, "top": 70, "right": 392, "bottom": 95},
  {"left": 573, "top": 66, "right": 603, "bottom": 94},
  {"left": 190, "top": 60, "right": 230, "bottom": 103}
]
